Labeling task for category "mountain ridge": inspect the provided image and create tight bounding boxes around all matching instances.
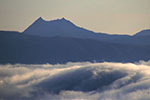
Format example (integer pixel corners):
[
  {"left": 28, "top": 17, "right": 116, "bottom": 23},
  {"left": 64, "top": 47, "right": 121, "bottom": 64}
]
[
  {"left": 23, "top": 17, "right": 100, "bottom": 39},
  {"left": 0, "top": 18, "right": 150, "bottom": 64},
  {"left": 1, "top": 31, "right": 150, "bottom": 64},
  {"left": 23, "top": 17, "right": 150, "bottom": 43},
  {"left": 134, "top": 29, "right": 150, "bottom": 36}
]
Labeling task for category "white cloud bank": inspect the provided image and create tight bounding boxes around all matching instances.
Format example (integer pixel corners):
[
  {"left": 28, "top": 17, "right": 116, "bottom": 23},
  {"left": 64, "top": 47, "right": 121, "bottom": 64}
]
[{"left": 0, "top": 61, "right": 150, "bottom": 100}]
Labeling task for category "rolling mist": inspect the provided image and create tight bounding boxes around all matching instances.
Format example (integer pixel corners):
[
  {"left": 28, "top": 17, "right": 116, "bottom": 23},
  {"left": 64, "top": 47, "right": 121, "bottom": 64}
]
[{"left": 0, "top": 61, "right": 150, "bottom": 100}]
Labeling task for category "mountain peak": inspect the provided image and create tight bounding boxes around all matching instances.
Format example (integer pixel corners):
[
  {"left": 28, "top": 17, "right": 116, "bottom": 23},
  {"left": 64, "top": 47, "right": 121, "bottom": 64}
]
[
  {"left": 60, "top": 17, "right": 67, "bottom": 20},
  {"left": 35, "top": 17, "right": 71, "bottom": 24},
  {"left": 35, "top": 17, "right": 68, "bottom": 22},
  {"left": 56, "top": 17, "right": 72, "bottom": 24},
  {"left": 33, "top": 17, "right": 45, "bottom": 24},
  {"left": 23, "top": 17, "right": 79, "bottom": 36},
  {"left": 38, "top": 17, "right": 42, "bottom": 20},
  {"left": 37, "top": 17, "right": 44, "bottom": 21}
]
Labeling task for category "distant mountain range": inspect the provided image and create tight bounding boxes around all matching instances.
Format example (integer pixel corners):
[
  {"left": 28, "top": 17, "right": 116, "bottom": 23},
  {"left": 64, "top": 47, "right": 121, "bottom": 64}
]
[{"left": 0, "top": 17, "right": 150, "bottom": 64}]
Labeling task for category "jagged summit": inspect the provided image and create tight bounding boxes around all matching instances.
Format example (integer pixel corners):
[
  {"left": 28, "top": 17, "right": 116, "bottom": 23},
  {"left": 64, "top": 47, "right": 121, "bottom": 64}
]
[
  {"left": 60, "top": 17, "right": 67, "bottom": 21},
  {"left": 37, "top": 17, "right": 43, "bottom": 20},
  {"left": 23, "top": 17, "right": 150, "bottom": 40},
  {"left": 23, "top": 17, "right": 96, "bottom": 38},
  {"left": 35, "top": 17, "right": 45, "bottom": 22},
  {"left": 36, "top": 17, "right": 69, "bottom": 23},
  {"left": 51, "top": 17, "right": 75, "bottom": 25},
  {"left": 61, "top": 17, "right": 66, "bottom": 20}
]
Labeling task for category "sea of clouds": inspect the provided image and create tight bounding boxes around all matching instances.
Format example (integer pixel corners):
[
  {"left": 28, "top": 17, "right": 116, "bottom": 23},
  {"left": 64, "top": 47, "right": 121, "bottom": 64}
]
[{"left": 0, "top": 61, "right": 150, "bottom": 100}]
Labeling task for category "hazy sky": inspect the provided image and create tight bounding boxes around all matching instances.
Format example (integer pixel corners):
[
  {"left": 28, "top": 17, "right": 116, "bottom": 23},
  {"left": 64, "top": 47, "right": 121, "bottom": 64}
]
[{"left": 0, "top": 0, "right": 150, "bottom": 35}]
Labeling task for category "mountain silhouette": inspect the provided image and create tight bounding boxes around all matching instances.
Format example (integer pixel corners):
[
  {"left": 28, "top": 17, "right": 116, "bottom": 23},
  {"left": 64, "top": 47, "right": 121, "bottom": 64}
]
[
  {"left": 23, "top": 17, "right": 150, "bottom": 45},
  {"left": 134, "top": 29, "right": 150, "bottom": 36},
  {"left": 0, "top": 18, "right": 150, "bottom": 64},
  {"left": 23, "top": 17, "right": 99, "bottom": 39},
  {"left": 0, "top": 30, "right": 150, "bottom": 64}
]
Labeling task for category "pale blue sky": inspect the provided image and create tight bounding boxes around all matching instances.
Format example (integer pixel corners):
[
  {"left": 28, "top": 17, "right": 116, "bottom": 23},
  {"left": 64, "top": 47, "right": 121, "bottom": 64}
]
[{"left": 0, "top": 0, "right": 150, "bottom": 34}]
